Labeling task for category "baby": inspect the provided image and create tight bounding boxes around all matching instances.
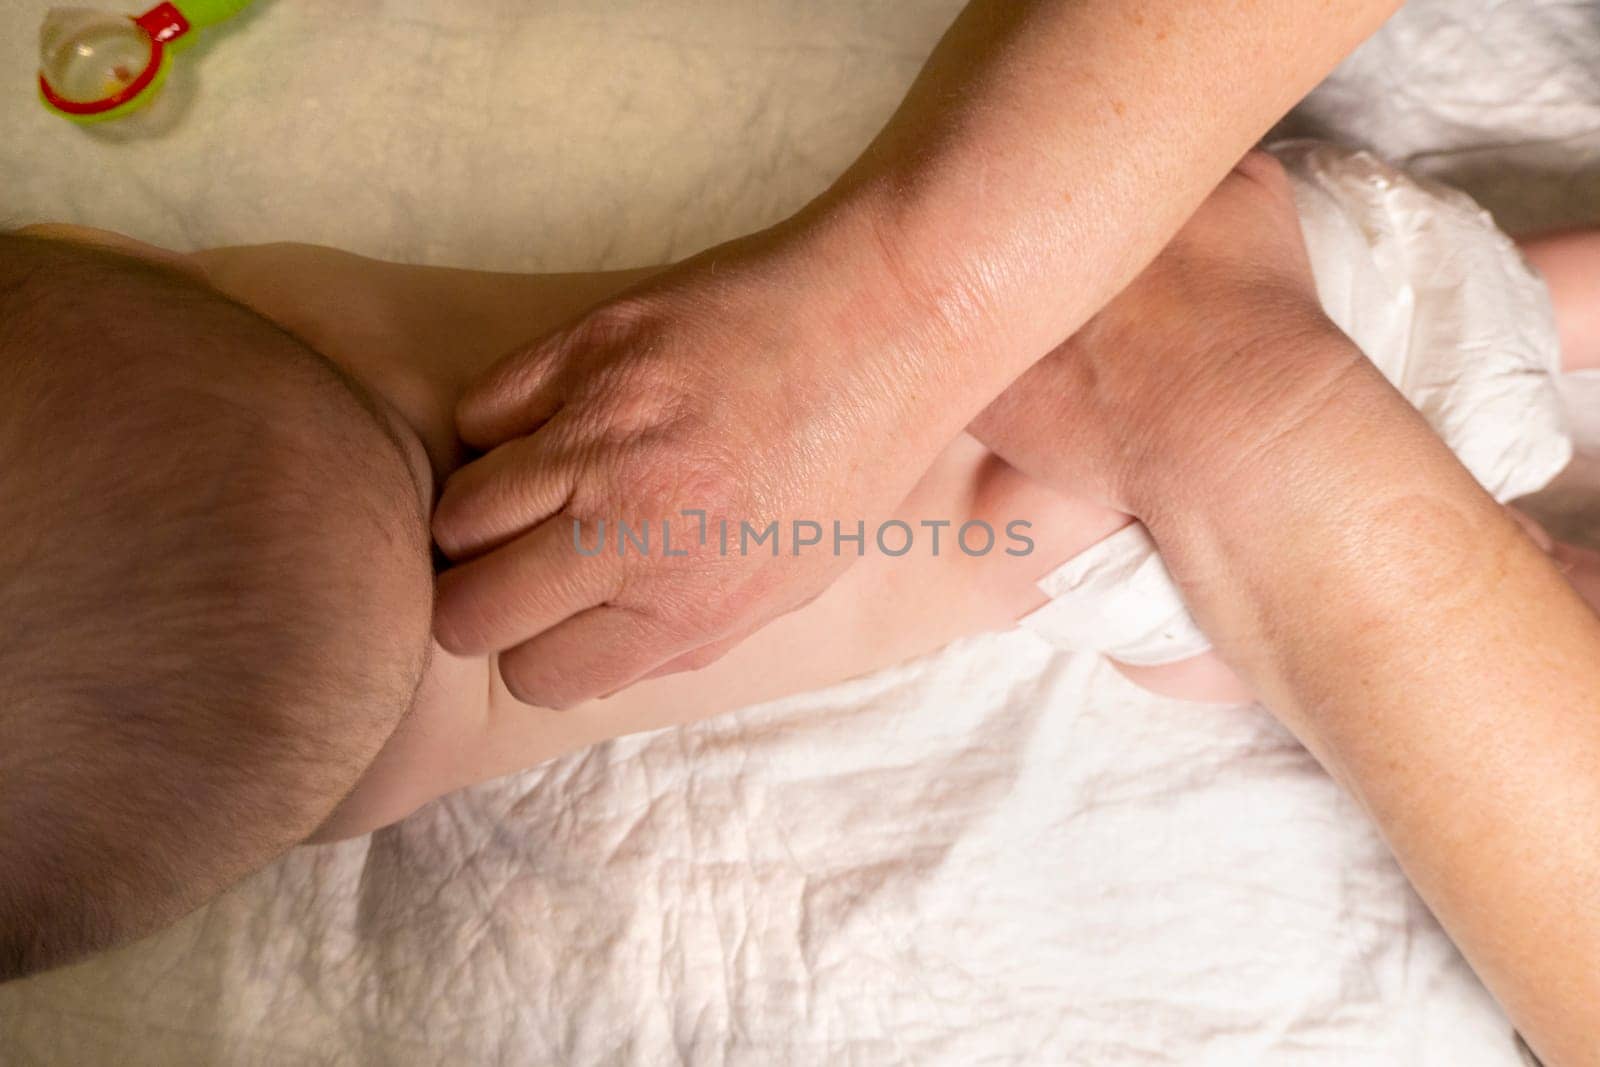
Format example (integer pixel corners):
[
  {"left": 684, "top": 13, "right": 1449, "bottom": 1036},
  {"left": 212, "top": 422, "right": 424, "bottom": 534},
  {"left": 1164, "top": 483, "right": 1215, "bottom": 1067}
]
[
  {"left": 2, "top": 144, "right": 1597, "bottom": 982},
  {"left": 0, "top": 237, "right": 435, "bottom": 980}
]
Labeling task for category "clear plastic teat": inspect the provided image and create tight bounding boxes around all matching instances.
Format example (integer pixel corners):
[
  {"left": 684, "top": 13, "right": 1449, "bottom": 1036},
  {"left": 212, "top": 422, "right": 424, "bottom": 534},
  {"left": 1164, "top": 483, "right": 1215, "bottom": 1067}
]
[{"left": 39, "top": 7, "right": 156, "bottom": 105}]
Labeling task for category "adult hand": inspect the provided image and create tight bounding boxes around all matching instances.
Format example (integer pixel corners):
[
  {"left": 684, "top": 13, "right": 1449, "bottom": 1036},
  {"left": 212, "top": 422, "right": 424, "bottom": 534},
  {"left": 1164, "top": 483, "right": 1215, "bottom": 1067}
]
[
  {"left": 429, "top": 214, "right": 974, "bottom": 707},
  {"left": 431, "top": 0, "right": 1402, "bottom": 707}
]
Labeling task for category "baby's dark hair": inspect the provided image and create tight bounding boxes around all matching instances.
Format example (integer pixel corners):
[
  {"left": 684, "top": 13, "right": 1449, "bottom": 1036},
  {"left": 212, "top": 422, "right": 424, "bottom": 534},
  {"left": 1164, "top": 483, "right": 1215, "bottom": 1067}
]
[{"left": 0, "top": 236, "right": 433, "bottom": 981}]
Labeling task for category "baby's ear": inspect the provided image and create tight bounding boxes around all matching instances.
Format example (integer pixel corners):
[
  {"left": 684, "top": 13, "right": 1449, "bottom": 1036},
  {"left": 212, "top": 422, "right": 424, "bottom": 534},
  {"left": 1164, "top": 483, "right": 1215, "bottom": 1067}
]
[{"left": 10, "top": 225, "right": 209, "bottom": 283}]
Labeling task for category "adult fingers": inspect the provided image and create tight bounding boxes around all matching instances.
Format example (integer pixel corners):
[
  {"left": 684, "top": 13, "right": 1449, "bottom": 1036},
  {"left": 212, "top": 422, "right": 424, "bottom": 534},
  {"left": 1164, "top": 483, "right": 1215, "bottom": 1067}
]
[
  {"left": 495, "top": 604, "right": 692, "bottom": 709},
  {"left": 456, "top": 336, "right": 568, "bottom": 449},
  {"left": 639, "top": 628, "right": 754, "bottom": 680},
  {"left": 432, "top": 423, "right": 579, "bottom": 560},
  {"left": 432, "top": 517, "right": 621, "bottom": 656}
]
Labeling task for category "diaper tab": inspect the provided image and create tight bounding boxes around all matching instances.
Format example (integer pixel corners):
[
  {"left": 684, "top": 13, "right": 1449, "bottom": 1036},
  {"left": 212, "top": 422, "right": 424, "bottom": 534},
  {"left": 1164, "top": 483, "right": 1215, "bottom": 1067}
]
[{"left": 1019, "top": 523, "right": 1212, "bottom": 667}]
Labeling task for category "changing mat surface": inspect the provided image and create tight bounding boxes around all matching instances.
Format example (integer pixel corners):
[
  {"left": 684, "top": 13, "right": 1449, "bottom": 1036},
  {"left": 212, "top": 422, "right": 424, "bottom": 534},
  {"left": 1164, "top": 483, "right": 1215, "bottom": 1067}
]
[{"left": 3, "top": 1, "right": 1599, "bottom": 1063}]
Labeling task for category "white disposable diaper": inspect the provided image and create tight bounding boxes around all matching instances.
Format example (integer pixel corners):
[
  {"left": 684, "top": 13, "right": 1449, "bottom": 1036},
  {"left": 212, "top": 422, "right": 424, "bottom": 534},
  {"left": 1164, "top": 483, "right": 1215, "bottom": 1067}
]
[{"left": 1021, "top": 141, "right": 1574, "bottom": 667}]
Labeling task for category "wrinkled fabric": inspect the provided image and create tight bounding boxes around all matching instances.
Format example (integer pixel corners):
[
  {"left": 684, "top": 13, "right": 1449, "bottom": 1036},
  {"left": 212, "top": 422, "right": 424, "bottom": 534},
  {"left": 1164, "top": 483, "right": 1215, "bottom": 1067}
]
[
  {"left": 1022, "top": 143, "right": 1573, "bottom": 667},
  {"left": 2, "top": 1, "right": 1597, "bottom": 1063}
]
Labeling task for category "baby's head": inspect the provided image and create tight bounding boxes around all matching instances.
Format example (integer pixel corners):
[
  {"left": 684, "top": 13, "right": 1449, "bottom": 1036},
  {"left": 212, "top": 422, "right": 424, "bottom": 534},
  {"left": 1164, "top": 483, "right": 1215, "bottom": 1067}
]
[{"left": 0, "top": 235, "right": 433, "bottom": 980}]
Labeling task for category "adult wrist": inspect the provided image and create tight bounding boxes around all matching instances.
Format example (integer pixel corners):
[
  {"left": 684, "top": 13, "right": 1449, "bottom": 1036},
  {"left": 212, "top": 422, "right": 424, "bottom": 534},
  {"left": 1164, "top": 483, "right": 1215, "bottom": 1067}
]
[
  {"left": 764, "top": 182, "right": 1022, "bottom": 450},
  {"left": 797, "top": 162, "right": 1056, "bottom": 397},
  {"left": 1115, "top": 314, "right": 1373, "bottom": 527}
]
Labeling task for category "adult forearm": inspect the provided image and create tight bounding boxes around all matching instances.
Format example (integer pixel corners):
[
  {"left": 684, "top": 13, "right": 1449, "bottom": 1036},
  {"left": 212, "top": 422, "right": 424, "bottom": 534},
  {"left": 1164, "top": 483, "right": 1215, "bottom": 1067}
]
[
  {"left": 428, "top": 3, "right": 1404, "bottom": 704},
  {"left": 1140, "top": 329, "right": 1600, "bottom": 1067},
  {"left": 804, "top": 0, "right": 1398, "bottom": 416}
]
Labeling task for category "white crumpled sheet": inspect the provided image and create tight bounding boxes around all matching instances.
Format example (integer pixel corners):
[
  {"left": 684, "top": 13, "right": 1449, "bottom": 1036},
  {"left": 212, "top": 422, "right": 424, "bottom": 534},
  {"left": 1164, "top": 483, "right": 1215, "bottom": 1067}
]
[{"left": 1, "top": 1, "right": 1596, "bottom": 1063}]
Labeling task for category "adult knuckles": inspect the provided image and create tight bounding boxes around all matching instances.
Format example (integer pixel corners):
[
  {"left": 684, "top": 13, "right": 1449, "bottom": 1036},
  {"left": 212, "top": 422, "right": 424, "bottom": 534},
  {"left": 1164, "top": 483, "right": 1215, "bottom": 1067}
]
[
  {"left": 575, "top": 430, "right": 749, "bottom": 520},
  {"left": 565, "top": 294, "right": 666, "bottom": 351}
]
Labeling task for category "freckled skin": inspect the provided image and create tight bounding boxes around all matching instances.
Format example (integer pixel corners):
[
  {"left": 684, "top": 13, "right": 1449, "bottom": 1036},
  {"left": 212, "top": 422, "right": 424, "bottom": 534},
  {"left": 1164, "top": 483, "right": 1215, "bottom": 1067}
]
[
  {"left": 427, "top": 0, "right": 1403, "bottom": 707},
  {"left": 1368, "top": 495, "right": 1506, "bottom": 606}
]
